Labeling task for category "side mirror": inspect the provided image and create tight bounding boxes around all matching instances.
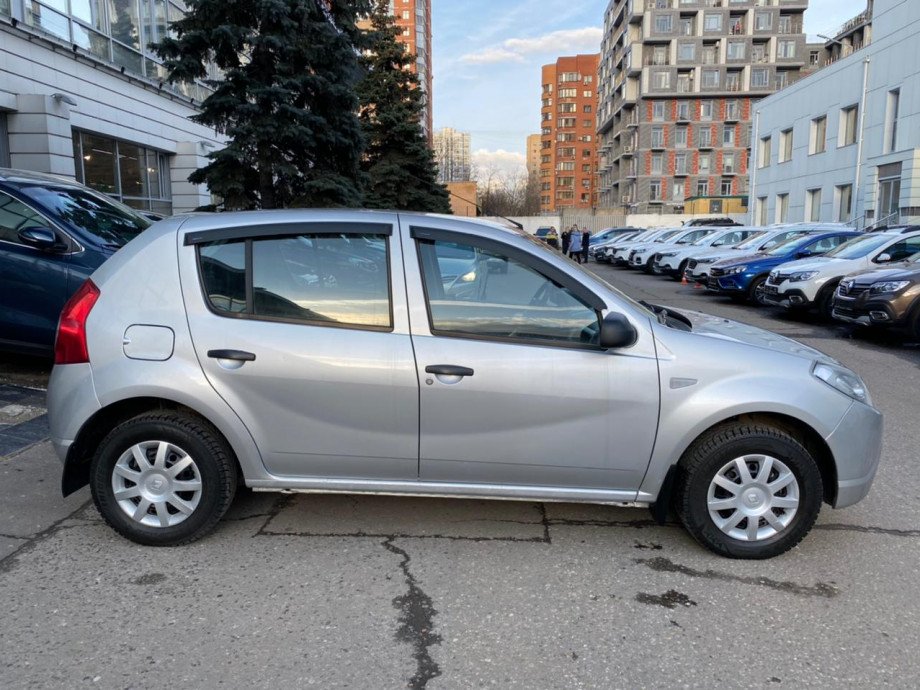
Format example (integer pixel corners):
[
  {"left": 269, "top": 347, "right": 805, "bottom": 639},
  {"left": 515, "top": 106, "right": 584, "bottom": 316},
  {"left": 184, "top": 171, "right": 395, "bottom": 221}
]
[
  {"left": 600, "top": 312, "right": 638, "bottom": 349},
  {"left": 796, "top": 250, "right": 814, "bottom": 259},
  {"left": 18, "top": 227, "right": 62, "bottom": 251},
  {"left": 875, "top": 253, "right": 892, "bottom": 263}
]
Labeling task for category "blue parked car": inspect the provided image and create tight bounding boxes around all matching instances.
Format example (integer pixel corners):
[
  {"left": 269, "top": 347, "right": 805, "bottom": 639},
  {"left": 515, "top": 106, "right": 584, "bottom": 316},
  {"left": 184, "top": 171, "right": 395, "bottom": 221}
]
[
  {"left": 707, "top": 230, "right": 861, "bottom": 305},
  {"left": 0, "top": 169, "right": 152, "bottom": 356}
]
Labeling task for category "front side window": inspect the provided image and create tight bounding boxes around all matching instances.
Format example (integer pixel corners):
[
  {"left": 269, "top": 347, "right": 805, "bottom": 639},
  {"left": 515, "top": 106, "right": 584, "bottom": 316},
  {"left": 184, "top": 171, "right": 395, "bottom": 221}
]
[
  {"left": 199, "top": 232, "right": 392, "bottom": 329},
  {"left": 417, "top": 239, "right": 600, "bottom": 347}
]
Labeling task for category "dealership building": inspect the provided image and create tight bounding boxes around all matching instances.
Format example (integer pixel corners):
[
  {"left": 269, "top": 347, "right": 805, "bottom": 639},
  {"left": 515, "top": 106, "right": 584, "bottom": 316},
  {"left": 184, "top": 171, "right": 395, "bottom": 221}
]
[
  {"left": 0, "top": 0, "right": 222, "bottom": 214},
  {"left": 750, "top": 0, "right": 919, "bottom": 228}
]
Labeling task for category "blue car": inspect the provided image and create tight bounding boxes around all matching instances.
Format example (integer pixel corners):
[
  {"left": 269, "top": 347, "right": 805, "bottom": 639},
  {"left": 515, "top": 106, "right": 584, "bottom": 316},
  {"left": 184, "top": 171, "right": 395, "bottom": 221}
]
[
  {"left": 0, "top": 169, "right": 152, "bottom": 356},
  {"left": 707, "top": 230, "right": 861, "bottom": 305}
]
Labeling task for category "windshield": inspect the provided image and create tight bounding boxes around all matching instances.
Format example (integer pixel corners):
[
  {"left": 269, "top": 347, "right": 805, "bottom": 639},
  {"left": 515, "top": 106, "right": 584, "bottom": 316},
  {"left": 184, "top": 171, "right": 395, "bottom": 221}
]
[
  {"left": 654, "top": 230, "right": 681, "bottom": 242},
  {"left": 732, "top": 231, "right": 772, "bottom": 250},
  {"left": 19, "top": 184, "right": 151, "bottom": 247},
  {"left": 676, "top": 229, "right": 714, "bottom": 244},
  {"left": 825, "top": 234, "right": 895, "bottom": 259}
]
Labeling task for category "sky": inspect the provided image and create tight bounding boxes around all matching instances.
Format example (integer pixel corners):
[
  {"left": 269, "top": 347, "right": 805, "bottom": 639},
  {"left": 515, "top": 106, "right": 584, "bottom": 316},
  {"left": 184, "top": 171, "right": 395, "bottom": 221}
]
[{"left": 431, "top": 0, "right": 869, "bottom": 178}]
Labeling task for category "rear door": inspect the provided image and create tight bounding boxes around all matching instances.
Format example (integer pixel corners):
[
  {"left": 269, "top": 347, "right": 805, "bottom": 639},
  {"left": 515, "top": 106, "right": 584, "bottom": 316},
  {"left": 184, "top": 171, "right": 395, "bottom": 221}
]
[
  {"left": 180, "top": 217, "right": 419, "bottom": 480},
  {"left": 401, "top": 221, "right": 660, "bottom": 495}
]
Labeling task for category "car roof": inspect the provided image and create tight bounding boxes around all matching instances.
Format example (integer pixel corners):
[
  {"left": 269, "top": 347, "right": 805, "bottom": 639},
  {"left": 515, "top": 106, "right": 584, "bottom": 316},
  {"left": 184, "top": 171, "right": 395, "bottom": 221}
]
[{"left": 0, "top": 167, "right": 87, "bottom": 188}]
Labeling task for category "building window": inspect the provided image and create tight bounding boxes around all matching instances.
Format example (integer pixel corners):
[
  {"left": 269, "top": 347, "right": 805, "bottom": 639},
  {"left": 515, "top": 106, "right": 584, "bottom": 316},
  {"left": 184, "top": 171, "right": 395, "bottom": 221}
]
[
  {"left": 679, "top": 17, "right": 694, "bottom": 36},
  {"left": 699, "top": 152, "right": 711, "bottom": 173},
  {"left": 673, "top": 180, "right": 685, "bottom": 200},
  {"left": 678, "top": 42, "right": 695, "bottom": 61},
  {"left": 697, "top": 180, "right": 709, "bottom": 197},
  {"left": 700, "top": 100, "right": 713, "bottom": 121},
  {"left": 806, "top": 188, "right": 822, "bottom": 222},
  {"left": 723, "top": 126, "right": 735, "bottom": 147},
  {"left": 779, "top": 128, "right": 793, "bottom": 163},
  {"left": 725, "top": 100, "right": 739, "bottom": 120},
  {"left": 775, "top": 193, "right": 789, "bottom": 223},
  {"left": 675, "top": 126, "right": 688, "bottom": 148},
  {"left": 649, "top": 180, "right": 662, "bottom": 201},
  {"left": 777, "top": 40, "right": 796, "bottom": 59},
  {"left": 720, "top": 179, "right": 733, "bottom": 196},
  {"left": 885, "top": 89, "right": 900, "bottom": 154},
  {"left": 703, "top": 14, "right": 722, "bottom": 32},
  {"left": 72, "top": 130, "right": 172, "bottom": 214},
  {"left": 839, "top": 105, "right": 858, "bottom": 147},
  {"left": 701, "top": 69, "right": 720, "bottom": 88},
  {"left": 751, "top": 68, "right": 770, "bottom": 88},
  {"left": 654, "top": 14, "right": 673, "bottom": 34},
  {"left": 756, "top": 197, "right": 768, "bottom": 225},
  {"left": 727, "top": 41, "right": 745, "bottom": 60},
  {"left": 675, "top": 152, "right": 688, "bottom": 174},
  {"left": 698, "top": 127, "right": 712, "bottom": 148},
  {"left": 758, "top": 135, "right": 771, "bottom": 167},
  {"left": 810, "top": 115, "right": 827, "bottom": 154},
  {"left": 651, "top": 153, "right": 663, "bottom": 175},
  {"left": 653, "top": 101, "right": 666, "bottom": 121},
  {"left": 653, "top": 71, "right": 671, "bottom": 90},
  {"left": 723, "top": 152, "right": 735, "bottom": 174},
  {"left": 754, "top": 11, "right": 772, "bottom": 31},
  {"left": 835, "top": 184, "right": 853, "bottom": 223},
  {"left": 651, "top": 126, "right": 665, "bottom": 148}
]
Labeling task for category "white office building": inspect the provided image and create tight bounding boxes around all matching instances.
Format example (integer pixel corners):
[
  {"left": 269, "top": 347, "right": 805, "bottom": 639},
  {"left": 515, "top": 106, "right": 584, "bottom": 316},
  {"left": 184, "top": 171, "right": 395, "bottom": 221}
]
[
  {"left": 750, "top": 0, "right": 919, "bottom": 229},
  {"left": 1, "top": 0, "right": 222, "bottom": 213}
]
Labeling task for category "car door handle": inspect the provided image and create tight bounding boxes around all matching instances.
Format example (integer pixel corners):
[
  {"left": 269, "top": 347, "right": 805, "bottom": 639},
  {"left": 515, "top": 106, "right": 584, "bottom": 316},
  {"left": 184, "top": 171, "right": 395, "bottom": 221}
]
[
  {"left": 207, "top": 349, "right": 256, "bottom": 362},
  {"left": 425, "top": 365, "right": 474, "bottom": 377}
]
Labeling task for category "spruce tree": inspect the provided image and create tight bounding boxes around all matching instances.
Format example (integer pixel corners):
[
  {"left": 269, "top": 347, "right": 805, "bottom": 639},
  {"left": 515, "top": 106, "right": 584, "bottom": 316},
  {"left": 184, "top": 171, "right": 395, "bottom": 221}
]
[
  {"left": 154, "top": 0, "right": 371, "bottom": 209},
  {"left": 357, "top": 0, "right": 451, "bottom": 213}
]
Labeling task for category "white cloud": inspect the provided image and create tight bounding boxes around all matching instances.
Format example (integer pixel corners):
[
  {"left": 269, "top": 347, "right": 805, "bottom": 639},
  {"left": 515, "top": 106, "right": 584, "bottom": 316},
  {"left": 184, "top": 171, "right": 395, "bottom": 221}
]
[
  {"left": 460, "top": 26, "right": 602, "bottom": 65},
  {"left": 471, "top": 149, "right": 527, "bottom": 183}
]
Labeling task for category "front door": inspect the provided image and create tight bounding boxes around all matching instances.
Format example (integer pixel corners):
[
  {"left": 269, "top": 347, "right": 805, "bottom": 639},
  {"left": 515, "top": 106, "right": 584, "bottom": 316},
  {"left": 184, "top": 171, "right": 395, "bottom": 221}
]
[
  {"left": 402, "top": 223, "right": 660, "bottom": 494},
  {"left": 180, "top": 218, "right": 419, "bottom": 480}
]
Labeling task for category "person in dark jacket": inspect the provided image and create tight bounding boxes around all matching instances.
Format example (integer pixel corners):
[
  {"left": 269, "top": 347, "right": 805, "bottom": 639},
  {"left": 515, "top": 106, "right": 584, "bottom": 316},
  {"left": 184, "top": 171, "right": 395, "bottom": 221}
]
[
  {"left": 581, "top": 229, "right": 591, "bottom": 263},
  {"left": 561, "top": 227, "right": 571, "bottom": 255}
]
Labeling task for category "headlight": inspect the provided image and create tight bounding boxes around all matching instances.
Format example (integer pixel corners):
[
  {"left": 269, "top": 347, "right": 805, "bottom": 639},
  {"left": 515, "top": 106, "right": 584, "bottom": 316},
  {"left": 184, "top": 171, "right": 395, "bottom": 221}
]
[
  {"left": 659, "top": 251, "right": 678, "bottom": 258},
  {"left": 869, "top": 280, "right": 911, "bottom": 294},
  {"left": 789, "top": 271, "right": 819, "bottom": 282},
  {"left": 813, "top": 362, "right": 871, "bottom": 405},
  {"left": 726, "top": 266, "right": 747, "bottom": 275},
  {"left": 696, "top": 258, "right": 715, "bottom": 265}
]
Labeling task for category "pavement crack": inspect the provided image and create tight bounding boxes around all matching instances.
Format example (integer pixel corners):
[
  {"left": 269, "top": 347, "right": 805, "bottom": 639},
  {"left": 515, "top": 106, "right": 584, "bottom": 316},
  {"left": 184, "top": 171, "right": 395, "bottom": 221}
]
[
  {"left": 258, "top": 530, "right": 547, "bottom": 543},
  {"left": 253, "top": 494, "right": 295, "bottom": 537},
  {"left": 0, "top": 499, "right": 92, "bottom": 575},
  {"left": 382, "top": 538, "right": 442, "bottom": 690},
  {"left": 814, "top": 523, "right": 920, "bottom": 538},
  {"left": 635, "top": 556, "right": 839, "bottom": 598}
]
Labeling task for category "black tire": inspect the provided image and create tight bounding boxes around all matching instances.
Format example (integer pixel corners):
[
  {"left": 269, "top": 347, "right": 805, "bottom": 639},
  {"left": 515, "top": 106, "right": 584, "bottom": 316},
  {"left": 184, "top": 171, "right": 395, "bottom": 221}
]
[
  {"left": 643, "top": 257, "right": 656, "bottom": 274},
  {"left": 817, "top": 283, "right": 838, "bottom": 320},
  {"left": 673, "top": 260, "right": 689, "bottom": 282},
  {"left": 90, "top": 411, "right": 238, "bottom": 546},
  {"left": 747, "top": 275, "right": 769, "bottom": 306},
  {"left": 674, "top": 421, "right": 823, "bottom": 559}
]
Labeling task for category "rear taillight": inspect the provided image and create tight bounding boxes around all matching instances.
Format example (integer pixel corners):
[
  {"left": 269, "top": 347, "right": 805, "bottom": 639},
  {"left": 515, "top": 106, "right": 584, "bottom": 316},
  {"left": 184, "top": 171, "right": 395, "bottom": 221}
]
[{"left": 54, "top": 279, "right": 100, "bottom": 365}]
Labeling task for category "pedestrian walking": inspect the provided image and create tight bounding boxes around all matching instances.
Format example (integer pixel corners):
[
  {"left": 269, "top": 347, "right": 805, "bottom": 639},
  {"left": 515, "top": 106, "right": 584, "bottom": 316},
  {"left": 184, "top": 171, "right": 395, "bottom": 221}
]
[
  {"left": 568, "top": 227, "right": 583, "bottom": 263},
  {"left": 561, "top": 227, "right": 571, "bottom": 255},
  {"left": 581, "top": 229, "right": 591, "bottom": 263}
]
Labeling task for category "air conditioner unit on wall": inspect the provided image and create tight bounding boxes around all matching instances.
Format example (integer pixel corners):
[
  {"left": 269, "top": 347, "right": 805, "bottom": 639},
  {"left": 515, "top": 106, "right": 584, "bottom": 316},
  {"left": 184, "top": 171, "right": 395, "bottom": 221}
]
[{"left": 622, "top": 195, "right": 632, "bottom": 204}]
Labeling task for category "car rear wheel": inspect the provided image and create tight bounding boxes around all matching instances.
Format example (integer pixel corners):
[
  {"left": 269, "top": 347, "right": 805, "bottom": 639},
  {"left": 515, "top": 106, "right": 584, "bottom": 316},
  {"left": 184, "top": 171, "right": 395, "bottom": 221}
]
[
  {"left": 674, "top": 421, "right": 823, "bottom": 559},
  {"left": 90, "top": 411, "right": 238, "bottom": 546}
]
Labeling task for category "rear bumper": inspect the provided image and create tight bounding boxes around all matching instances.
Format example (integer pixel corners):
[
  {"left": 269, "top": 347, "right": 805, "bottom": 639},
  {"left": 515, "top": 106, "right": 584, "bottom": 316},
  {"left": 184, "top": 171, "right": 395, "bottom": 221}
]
[
  {"left": 826, "top": 401, "right": 884, "bottom": 508},
  {"left": 47, "top": 362, "right": 101, "bottom": 464}
]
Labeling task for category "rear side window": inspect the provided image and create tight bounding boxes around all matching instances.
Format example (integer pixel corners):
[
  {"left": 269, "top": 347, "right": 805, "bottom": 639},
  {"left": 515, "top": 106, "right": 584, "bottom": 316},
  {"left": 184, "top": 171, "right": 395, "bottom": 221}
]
[
  {"left": 198, "top": 233, "right": 391, "bottom": 330},
  {"left": 0, "top": 191, "right": 50, "bottom": 246}
]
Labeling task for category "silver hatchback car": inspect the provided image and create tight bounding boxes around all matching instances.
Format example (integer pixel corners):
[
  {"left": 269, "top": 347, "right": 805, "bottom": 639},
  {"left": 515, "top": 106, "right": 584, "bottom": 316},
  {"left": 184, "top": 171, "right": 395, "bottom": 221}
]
[{"left": 47, "top": 211, "right": 883, "bottom": 559}]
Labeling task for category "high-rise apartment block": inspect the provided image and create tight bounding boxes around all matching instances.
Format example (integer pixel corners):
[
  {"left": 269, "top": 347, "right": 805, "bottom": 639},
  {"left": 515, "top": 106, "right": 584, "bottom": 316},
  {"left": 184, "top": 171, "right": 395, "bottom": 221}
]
[
  {"left": 540, "top": 54, "right": 600, "bottom": 213},
  {"left": 526, "top": 134, "right": 542, "bottom": 180},
  {"left": 433, "top": 128, "right": 472, "bottom": 183},
  {"left": 596, "top": 0, "right": 810, "bottom": 212},
  {"left": 391, "top": 0, "right": 433, "bottom": 141}
]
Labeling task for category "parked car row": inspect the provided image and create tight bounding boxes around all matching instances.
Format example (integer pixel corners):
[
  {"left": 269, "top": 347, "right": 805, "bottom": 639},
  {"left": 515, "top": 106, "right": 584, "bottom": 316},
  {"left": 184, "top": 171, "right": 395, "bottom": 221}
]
[{"left": 595, "top": 220, "right": 920, "bottom": 340}]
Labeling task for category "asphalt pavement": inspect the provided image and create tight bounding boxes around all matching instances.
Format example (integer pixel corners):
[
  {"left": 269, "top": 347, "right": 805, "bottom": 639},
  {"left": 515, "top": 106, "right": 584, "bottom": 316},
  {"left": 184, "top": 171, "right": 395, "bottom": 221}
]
[{"left": 1, "top": 263, "right": 918, "bottom": 689}]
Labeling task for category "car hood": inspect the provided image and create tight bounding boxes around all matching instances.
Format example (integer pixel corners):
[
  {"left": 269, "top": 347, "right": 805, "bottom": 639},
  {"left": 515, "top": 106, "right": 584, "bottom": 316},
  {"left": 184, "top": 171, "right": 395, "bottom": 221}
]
[
  {"left": 847, "top": 261, "right": 920, "bottom": 285},
  {"left": 669, "top": 308, "right": 832, "bottom": 362},
  {"left": 711, "top": 251, "right": 770, "bottom": 268},
  {"left": 771, "top": 256, "right": 838, "bottom": 273}
]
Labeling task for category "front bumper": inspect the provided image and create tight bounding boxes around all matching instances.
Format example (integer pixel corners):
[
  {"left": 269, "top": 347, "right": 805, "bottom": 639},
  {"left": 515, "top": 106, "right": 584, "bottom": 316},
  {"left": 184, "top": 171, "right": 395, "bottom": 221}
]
[
  {"left": 762, "top": 286, "right": 812, "bottom": 308},
  {"left": 825, "top": 401, "right": 884, "bottom": 508},
  {"left": 706, "top": 274, "right": 749, "bottom": 293}
]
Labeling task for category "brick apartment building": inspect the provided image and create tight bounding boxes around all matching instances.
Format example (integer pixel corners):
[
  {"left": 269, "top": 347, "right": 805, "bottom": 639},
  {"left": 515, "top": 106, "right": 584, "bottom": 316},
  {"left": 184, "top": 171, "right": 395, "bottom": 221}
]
[
  {"left": 596, "top": 0, "right": 810, "bottom": 213},
  {"left": 391, "top": 0, "right": 433, "bottom": 141},
  {"left": 540, "top": 54, "right": 600, "bottom": 213}
]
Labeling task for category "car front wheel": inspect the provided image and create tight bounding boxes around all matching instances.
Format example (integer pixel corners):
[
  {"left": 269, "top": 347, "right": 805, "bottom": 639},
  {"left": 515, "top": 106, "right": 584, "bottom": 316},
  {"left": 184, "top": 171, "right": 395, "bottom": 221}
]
[
  {"left": 90, "top": 411, "right": 238, "bottom": 546},
  {"left": 675, "top": 421, "right": 823, "bottom": 559}
]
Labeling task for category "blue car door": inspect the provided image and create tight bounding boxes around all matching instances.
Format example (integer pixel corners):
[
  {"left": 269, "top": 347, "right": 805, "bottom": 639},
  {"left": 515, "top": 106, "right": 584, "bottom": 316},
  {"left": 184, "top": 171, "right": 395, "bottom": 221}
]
[{"left": 0, "top": 190, "right": 72, "bottom": 355}]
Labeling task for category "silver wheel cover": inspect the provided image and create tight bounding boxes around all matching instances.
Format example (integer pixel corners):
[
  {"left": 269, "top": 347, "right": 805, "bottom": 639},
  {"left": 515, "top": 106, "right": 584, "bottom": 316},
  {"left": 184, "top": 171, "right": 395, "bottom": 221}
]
[
  {"left": 707, "top": 455, "right": 800, "bottom": 542},
  {"left": 111, "top": 441, "right": 203, "bottom": 528}
]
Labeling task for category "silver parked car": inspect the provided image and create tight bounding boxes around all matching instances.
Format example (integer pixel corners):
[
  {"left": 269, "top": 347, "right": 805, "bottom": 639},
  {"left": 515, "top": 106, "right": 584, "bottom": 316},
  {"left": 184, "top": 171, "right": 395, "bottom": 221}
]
[{"left": 47, "top": 211, "right": 883, "bottom": 559}]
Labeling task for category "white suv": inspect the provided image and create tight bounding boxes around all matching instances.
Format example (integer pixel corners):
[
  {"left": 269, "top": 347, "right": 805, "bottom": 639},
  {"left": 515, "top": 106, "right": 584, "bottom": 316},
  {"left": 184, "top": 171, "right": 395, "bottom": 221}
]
[
  {"left": 609, "top": 229, "right": 679, "bottom": 265},
  {"left": 763, "top": 228, "right": 920, "bottom": 317},
  {"left": 653, "top": 227, "right": 762, "bottom": 280},
  {"left": 626, "top": 229, "right": 705, "bottom": 271}
]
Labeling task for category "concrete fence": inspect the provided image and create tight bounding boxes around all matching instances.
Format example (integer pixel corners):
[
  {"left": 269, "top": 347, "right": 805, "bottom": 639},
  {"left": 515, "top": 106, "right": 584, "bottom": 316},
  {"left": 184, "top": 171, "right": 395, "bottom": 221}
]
[{"left": 482, "top": 211, "right": 749, "bottom": 235}]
